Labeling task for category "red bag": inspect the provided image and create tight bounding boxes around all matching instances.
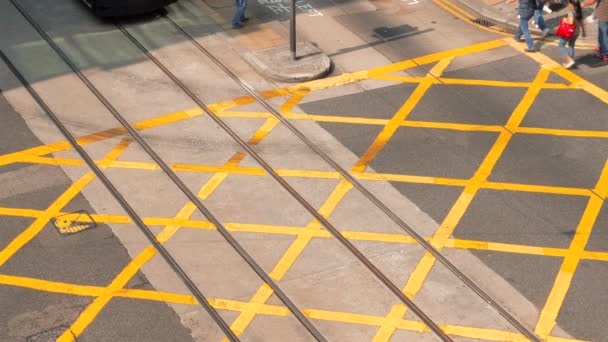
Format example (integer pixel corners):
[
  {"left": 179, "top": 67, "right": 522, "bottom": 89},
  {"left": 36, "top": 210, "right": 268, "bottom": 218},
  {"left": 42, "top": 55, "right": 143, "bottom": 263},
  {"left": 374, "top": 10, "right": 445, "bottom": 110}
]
[{"left": 556, "top": 19, "right": 576, "bottom": 39}]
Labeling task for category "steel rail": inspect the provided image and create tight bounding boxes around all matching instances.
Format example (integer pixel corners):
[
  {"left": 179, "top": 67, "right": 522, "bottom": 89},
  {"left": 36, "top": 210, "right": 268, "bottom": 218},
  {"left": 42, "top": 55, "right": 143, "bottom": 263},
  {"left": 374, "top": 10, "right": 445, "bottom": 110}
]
[
  {"left": 7, "top": 1, "right": 326, "bottom": 341},
  {"left": 116, "top": 20, "right": 452, "bottom": 342},
  {"left": 163, "top": 12, "right": 540, "bottom": 342},
  {"left": 0, "top": 50, "right": 239, "bottom": 342}
]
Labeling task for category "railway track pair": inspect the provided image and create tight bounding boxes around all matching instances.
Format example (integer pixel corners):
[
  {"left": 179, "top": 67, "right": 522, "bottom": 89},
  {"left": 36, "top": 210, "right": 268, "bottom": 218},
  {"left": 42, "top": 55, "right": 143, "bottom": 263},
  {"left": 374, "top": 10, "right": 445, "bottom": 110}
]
[{"left": 1, "top": 1, "right": 541, "bottom": 341}]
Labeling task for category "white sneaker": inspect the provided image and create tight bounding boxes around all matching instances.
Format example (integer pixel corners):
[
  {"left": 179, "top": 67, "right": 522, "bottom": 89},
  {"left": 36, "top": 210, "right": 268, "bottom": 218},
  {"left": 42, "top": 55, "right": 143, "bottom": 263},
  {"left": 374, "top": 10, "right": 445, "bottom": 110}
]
[
  {"left": 563, "top": 60, "right": 575, "bottom": 69},
  {"left": 543, "top": 4, "right": 552, "bottom": 13},
  {"left": 541, "top": 28, "right": 550, "bottom": 39}
]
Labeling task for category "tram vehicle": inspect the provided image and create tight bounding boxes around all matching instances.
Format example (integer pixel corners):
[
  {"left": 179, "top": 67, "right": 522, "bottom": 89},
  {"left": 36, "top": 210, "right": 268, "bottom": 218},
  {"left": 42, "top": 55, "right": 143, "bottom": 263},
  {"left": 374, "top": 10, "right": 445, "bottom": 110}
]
[{"left": 80, "top": 0, "right": 177, "bottom": 17}]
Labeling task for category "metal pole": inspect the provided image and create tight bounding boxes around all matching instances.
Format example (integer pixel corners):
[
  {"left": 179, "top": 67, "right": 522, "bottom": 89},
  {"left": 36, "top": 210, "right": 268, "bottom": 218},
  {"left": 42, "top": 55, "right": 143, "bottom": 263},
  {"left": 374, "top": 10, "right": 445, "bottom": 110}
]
[{"left": 290, "top": 0, "right": 296, "bottom": 61}]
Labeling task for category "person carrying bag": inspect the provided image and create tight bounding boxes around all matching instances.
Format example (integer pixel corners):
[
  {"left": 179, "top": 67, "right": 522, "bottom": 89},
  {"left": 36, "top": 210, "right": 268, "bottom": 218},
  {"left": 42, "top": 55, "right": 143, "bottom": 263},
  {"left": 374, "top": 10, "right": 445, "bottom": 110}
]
[{"left": 556, "top": 0, "right": 584, "bottom": 68}]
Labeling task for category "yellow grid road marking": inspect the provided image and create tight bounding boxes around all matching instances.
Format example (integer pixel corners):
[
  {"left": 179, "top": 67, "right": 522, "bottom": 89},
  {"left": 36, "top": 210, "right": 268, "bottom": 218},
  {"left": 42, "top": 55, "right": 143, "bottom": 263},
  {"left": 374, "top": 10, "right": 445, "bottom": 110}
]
[
  {"left": 371, "top": 67, "right": 553, "bottom": 341},
  {"left": 534, "top": 161, "right": 608, "bottom": 338},
  {"left": 224, "top": 179, "right": 354, "bottom": 338},
  {"left": 353, "top": 58, "right": 453, "bottom": 173},
  {"left": 0, "top": 273, "right": 589, "bottom": 342},
  {"left": 56, "top": 111, "right": 285, "bottom": 340},
  {"left": 0, "top": 139, "right": 131, "bottom": 266},
  {"left": 1, "top": 38, "right": 606, "bottom": 342}
]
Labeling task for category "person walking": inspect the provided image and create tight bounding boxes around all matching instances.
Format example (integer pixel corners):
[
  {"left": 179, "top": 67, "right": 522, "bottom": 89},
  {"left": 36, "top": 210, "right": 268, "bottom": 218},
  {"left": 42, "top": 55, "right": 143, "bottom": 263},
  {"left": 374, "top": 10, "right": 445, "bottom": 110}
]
[
  {"left": 508, "top": 0, "right": 544, "bottom": 52},
  {"left": 232, "top": 0, "right": 249, "bottom": 29},
  {"left": 557, "top": 0, "right": 585, "bottom": 68},
  {"left": 533, "top": 0, "right": 552, "bottom": 37},
  {"left": 582, "top": 0, "right": 608, "bottom": 61}
]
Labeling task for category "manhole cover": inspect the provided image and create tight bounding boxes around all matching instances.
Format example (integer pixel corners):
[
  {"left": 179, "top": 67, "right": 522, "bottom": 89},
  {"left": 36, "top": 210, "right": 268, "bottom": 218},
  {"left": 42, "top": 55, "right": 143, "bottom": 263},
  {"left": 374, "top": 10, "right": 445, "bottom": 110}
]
[
  {"left": 52, "top": 210, "right": 97, "bottom": 236},
  {"left": 471, "top": 17, "right": 496, "bottom": 27}
]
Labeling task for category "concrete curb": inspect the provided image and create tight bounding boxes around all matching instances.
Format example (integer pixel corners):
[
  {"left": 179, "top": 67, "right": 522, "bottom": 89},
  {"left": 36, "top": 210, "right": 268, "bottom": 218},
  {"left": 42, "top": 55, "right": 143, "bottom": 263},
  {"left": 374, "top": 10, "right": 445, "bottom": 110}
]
[
  {"left": 449, "top": 0, "right": 548, "bottom": 35},
  {"left": 244, "top": 42, "right": 332, "bottom": 82}
]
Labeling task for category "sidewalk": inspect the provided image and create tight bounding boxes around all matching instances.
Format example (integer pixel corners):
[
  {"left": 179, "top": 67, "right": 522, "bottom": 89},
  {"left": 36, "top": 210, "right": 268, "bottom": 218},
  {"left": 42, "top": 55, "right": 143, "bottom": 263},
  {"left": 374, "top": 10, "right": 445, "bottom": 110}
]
[{"left": 451, "top": 0, "right": 599, "bottom": 48}]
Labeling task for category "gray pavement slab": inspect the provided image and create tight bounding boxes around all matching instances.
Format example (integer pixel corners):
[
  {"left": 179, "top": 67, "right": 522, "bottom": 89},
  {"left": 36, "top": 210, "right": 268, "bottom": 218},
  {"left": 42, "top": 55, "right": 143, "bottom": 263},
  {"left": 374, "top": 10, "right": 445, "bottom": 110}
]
[
  {"left": 453, "top": 189, "right": 588, "bottom": 248},
  {"left": 79, "top": 297, "right": 196, "bottom": 342},
  {"left": 388, "top": 182, "right": 464, "bottom": 224},
  {"left": 370, "top": 126, "right": 499, "bottom": 179},
  {"left": 409, "top": 84, "right": 528, "bottom": 126},
  {"left": 522, "top": 88, "right": 608, "bottom": 131},
  {"left": 557, "top": 259, "right": 608, "bottom": 342},
  {"left": 0, "top": 94, "right": 194, "bottom": 342},
  {"left": 587, "top": 202, "right": 608, "bottom": 252},
  {"left": 489, "top": 134, "right": 608, "bottom": 189},
  {"left": 302, "top": 82, "right": 420, "bottom": 119}
]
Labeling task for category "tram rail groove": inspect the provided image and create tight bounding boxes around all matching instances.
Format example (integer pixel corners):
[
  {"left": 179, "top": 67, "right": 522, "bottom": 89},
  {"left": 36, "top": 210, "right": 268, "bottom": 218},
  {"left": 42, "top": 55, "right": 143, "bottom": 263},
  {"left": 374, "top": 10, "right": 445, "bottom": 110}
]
[
  {"left": 7, "top": 1, "right": 326, "bottom": 341},
  {"left": 0, "top": 50, "right": 239, "bottom": 342},
  {"left": 116, "top": 20, "right": 453, "bottom": 342},
  {"left": 161, "top": 10, "right": 541, "bottom": 342}
]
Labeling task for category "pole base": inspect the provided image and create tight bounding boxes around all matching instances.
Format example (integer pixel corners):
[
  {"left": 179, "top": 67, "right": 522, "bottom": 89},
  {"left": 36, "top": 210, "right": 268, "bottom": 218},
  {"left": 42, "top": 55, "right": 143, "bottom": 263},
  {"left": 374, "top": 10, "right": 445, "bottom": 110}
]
[{"left": 244, "top": 42, "right": 332, "bottom": 82}]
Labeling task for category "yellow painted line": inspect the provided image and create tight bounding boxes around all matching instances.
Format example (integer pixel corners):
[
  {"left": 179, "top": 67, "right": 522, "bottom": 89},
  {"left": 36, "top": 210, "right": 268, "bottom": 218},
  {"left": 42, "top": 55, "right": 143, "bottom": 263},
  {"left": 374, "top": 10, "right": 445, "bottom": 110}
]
[
  {"left": 0, "top": 274, "right": 105, "bottom": 297},
  {"left": 369, "top": 39, "right": 507, "bottom": 78},
  {"left": 57, "top": 247, "right": 157, "bottom": 341},
  {"left": 440, "top": 325, "right": 529, "bottom": 341},
  {"left": 438, "top": 77, "right": 569, "bottom": 89},
  {"left": 59, "top": 113, "right": 286, "bottom": 339},
  {"left": 369, "top": 74, "right": 425, "bottom": 83},
  {"left": 582, "top": 250, "right": 608, "bottom": 261},
  {"left": 0, "top": 139, "right": 131, "bottom": 266},
  {"left": 225, "top": 180, "right": 354, "bottom": 339},
  {"left": 16, "top": 155, "right": 84, "bottom": 166},
  {"left": 3, "top": 272, "right": 591, "bottom": 341},
  {"left": 447, "top": 239, "right": 569, "bottom": 257},
  {"left": 286, "top": 112, "right": 390, "bottom": 126},
  {"left": 559, "top": 77, "right": 608, "bottom": 106},
  {"left": 535, "top": 161, "right": 608, "bottom": 338},
  {"left": 517, "top": 127, "right": 608, "bottom": 138},
  {"left": 353, "top": 58, "right": 453, "bottom": 173},
  {"left": 403, "top": 120, "right": 504, "bottom": 132},
  {"left": 432, "top": 0, "right": 508, "bottom": 35},
  {"left": 372, "top": 67, "right": 551, "bottom": 341},
  {"left": 483, "top": 181, "right": 593, "bottom": 197},
  {"left": 219, "top": 110, "right": 273, "bottom": 119},
  {"left": 0, "top": 207, "right": 43, "bottom": 218},
  {"left": 436, "top": 0, "right": 476, "bottom": 20}
]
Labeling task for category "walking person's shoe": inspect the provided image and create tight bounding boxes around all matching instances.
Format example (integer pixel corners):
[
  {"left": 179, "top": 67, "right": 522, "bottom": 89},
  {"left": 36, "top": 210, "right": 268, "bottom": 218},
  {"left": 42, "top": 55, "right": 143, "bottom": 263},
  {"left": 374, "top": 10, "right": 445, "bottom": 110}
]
[
  {"left": 541, "top": 28, "right": 550, "bottom": 39},
  {"left": 241, "top": 17, "right": 250, "bottom": 22},
  {"left": 563, "top": 60, "right": 575, "bottom": 69},
  {"left": 232, "top": 22, "right": 243, "bottom": 29},
  {"left": 524, "top": 47, "right": 537, "bottom": 52}
]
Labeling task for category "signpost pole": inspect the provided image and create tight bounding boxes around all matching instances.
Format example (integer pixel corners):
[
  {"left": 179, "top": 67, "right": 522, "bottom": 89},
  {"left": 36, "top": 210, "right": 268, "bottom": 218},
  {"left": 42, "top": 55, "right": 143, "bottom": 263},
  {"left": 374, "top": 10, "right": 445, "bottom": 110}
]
[{"left": 290, "top": 0, "right": 296, "bottom": 60}]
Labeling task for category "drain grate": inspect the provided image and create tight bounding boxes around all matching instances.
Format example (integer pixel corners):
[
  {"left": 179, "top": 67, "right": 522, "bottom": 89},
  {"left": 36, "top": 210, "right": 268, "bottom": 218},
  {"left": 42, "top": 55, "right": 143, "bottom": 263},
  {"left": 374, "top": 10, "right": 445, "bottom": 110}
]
[
  {"left": 52, "top": 210, "right": 97, "bottom": 236},
  {"left": 471, "top": 17, "right": 496, "bottom": 27}
]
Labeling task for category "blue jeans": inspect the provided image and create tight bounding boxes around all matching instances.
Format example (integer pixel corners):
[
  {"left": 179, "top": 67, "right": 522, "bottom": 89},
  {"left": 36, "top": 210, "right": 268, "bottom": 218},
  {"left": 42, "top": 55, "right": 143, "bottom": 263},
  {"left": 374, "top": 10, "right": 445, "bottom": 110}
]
[
  {"left": 515, "top": 18, "right": 535, "bottom": 49},
  {"left": 533, "top": 9, "right": 547, "bottom": 31},
  {"left": 558, "top": 36, "right": 576, "bottom": 59},
  {"left": 599, "top": 20, "right": 608, "bottom": 56},
  {"left": 232, "top": 0, "right": 248, "bottom": 26}
]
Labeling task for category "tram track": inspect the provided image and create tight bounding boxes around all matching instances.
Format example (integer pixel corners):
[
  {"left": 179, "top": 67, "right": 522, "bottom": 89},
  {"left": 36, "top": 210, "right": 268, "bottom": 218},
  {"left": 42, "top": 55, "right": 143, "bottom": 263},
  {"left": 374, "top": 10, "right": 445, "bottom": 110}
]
[
  {"left": 2, "top": 0, "right": 542, "bottom": 340},
  {"left": 4, "top": 1, "right": 325, "bottom": 341},
  {"left": 157, "top": 8, "right": 542, "bottom": 342}
]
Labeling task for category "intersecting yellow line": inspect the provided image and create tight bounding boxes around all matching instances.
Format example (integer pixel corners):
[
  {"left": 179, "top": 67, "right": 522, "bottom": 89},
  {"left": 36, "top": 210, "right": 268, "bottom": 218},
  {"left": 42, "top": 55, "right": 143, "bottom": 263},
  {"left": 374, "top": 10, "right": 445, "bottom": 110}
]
[
  {"left": 534, "top": 160, "right": 608, "bottom": 338},
  {"left": 371, "top": 66, "right": 553, "bottom": 341},
  {"left": 353, "top": 58, "right": 454, "bottom": 173},
  {"left": 0, "top": 272, "right": 589, "bottom": 342},
  {"left": 6, "top": 205, "right": 608, "bottom": 262},
  {"left": 57, "top": 110, "right": 285, "bottom": 340},
  {"left": 224, "top": 179, "right": 354, "bottom": 339},
  {"left": 1, "top": 37, "right": 606, "bottom": 342},
  {"left": 0, "top": 139, "right": 131, "bottom": 267}
]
